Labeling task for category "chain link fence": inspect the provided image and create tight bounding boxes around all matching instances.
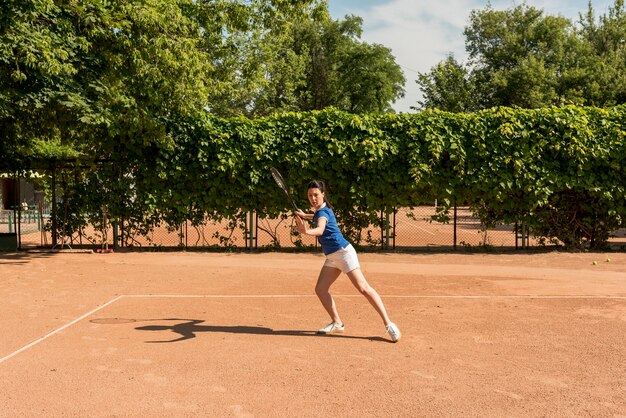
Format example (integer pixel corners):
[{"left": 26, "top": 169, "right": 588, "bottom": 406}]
[
  {"left": 4, "top": 173, "right": 625, "bottom": 252},
  {"left": 14, "top": 203, "right": 626, "bottom": 251}
]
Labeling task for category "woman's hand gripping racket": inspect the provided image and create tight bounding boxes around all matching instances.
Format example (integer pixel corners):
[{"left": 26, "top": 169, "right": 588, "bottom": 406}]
[{"left": 269, "top": 167, "right": 300, "bottom": 214}]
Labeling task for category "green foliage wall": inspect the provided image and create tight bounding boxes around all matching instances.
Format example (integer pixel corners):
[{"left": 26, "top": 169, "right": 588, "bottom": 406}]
[{"left": 48, "top": 105, "right": 626, "bottom": 249}]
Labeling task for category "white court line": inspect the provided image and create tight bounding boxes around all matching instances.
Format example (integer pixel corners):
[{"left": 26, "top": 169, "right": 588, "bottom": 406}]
[
  {"left": 125, "top": 294, "right": 318, "bottom": 298},
  {"left": 126, "top": 294, "right": 626, "bottom": 299},
  {"left": 3, "top": 293, "right": 625, "bottom": 364},
  {"left": 385, "top": 295, "right": 626, "bottom": 299},
  {"left": 0, "top": 295, "right": 124, "bottom": 365}
]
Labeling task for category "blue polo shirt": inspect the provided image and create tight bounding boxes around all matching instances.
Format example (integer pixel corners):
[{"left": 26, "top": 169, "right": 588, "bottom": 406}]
[{"left": 313, "top": 204, "right": 350, "bottom": 255}]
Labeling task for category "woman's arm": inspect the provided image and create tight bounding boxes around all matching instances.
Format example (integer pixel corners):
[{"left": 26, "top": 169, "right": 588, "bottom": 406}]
[
  {"left": 295, "top": 209, "right": 314, "bottom": 220},
  {"left": 295, "top": 216, "right": 327, "bottom": 236}
]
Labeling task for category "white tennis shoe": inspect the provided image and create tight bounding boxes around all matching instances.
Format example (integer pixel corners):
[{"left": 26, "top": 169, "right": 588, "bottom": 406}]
[
  {"left": 318, "top": 322, "right": 345, "bottom": 334},
  {"left": 386, "top": 322, "right": 401, "bottom": 342}
]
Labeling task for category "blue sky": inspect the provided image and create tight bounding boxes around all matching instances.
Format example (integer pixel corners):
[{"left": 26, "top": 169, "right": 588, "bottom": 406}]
[{"left": 327, "top": 0, "right": 617, "bottom": 112}]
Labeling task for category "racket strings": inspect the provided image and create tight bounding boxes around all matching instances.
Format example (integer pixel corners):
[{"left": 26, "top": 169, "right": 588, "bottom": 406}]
[
  {"left": 270, "top": 169, "right": 289, "bottom": 191},
  {"left": 270, "top": 167, "right": 299, "bottom": 213},
  {"left": 271, "top": 173, "right": 288, "bottom": 192}
]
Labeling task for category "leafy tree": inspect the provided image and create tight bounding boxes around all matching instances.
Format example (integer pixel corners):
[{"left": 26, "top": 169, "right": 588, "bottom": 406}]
[
  {"left": 177, "top": 1, "right": 406, "bottom": 116},
  {"left": 416, "top": 1, "right": 626, "bottom": 111},
  {"left": 0, "top": 0, "right": 330, "bottom": 164},
  {"left": 289, "top": 13, "right": 405, "bottom": 114},
  {"left": 577, "top": 0, "right": 626, "bottom": 106},
  {"left": 0, "top": 0, "right": 99, "bottom": 170},
  {"left": 198, "top": 0, "right": 322, "bottom": 117},
  {"left": 413, "top": 55, "right": 476, "bottom": 112},
  {"left": 338, "top": 41, "right": 406, "bottom": 113},
  {"left": 0, "top": 0, "right": 215, "bottom": 170},
  {"left": 464, "top": 4, "right": 577, "bottom": 108}
]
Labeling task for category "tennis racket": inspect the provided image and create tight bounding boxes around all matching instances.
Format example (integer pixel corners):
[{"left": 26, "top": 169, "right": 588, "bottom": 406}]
[{"left": 269, "top": 167, "right": 300, "bottom": 214}]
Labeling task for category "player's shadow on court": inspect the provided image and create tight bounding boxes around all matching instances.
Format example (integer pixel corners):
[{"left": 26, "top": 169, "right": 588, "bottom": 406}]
[{"left": 135, "top": 319, "right": 388, "bottom": 343}]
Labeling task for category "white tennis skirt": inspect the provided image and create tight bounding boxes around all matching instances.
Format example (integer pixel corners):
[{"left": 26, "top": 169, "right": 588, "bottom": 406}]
[{"left": 323, "top": 244, "right": 360, "bottom": 273}]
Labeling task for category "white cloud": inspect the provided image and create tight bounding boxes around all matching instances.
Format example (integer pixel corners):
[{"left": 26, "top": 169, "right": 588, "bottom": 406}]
[
  {"left": 357, "top": 0, "right": 473, "bottom": 112},
  {"left": 330, "top": 0, "right": 615, "bottom": 112}
]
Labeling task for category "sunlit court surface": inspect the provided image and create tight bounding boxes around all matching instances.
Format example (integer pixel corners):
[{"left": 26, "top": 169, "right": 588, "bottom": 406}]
[{"left": 1, "top": 251, "right": 625, "bottom": 417}]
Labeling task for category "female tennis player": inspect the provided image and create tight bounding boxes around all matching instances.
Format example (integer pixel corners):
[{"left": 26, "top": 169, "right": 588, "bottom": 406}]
[{"left": 294, "top": 180, "right": 401, "bottom": 342}]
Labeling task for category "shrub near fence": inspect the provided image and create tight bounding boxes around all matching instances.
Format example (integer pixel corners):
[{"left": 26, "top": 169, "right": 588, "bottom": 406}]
[{"left": 31, "top": 105, "right": 626, "bottom": 250}]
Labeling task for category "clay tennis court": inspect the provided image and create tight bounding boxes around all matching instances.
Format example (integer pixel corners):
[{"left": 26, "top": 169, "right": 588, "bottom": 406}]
[{"left": 1, "top": 250, "right": 625, "bottom": 417}]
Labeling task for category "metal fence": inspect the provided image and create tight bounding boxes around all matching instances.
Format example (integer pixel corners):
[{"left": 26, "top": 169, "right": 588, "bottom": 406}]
[
  {"left": 1, "top": 204, "right": 49, "bottom": 250},
  {"left": 9, "top": 202, "right": 625, "bottom": 251},
  {"left": 2, "top": 170, "right": 624, "bottom": 251}
]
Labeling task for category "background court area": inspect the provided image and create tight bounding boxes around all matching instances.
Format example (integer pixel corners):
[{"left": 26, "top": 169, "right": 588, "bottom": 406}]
[{"left": 1, "top": 251, "right": 625, "bottom": 417}]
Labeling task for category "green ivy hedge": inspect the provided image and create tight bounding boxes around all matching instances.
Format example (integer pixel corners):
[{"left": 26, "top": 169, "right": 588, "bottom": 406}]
[{"left": 46, "top": 105, "right": 626, "bottom": 249}]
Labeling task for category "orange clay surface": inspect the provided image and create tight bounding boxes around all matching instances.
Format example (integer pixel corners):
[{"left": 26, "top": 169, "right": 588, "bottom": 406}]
[{"left": 1, "top": 250, "right": 625, "bottom": 417}]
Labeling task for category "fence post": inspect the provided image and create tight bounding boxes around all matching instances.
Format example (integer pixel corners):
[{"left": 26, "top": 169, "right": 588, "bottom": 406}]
[
  {"left": 247, "top": 211, "right": 256, "bottom": 251},
  {"left": 120, "top": 215, "right": 125, "bottom": 248},
  {"left": 16, "top": 172, "right": 21, "bottom": 250},
  {"left": 255, "top": 212, "right": 258, "bottom": 249},
  {"left": 385, "top": 208, "right": 389, "bottom": 250},
  {"left": 244, "top": 212, "right": 248, "bottom": 250},
  {"left": 453, "top": 200, "right": 457, "bottom": 250},
  {"left": 39, "top": 201, "right": 45, "bottom": 246},
  {"left": 113, "top": 221, "right": 119, "bottom": 250},
  {"left": 8, "top": 211, "right": 12, "bottom": 233},
  {"left": 383, "top": 208, "right": 392, "bottom": 250},
  {"left": 378, "top": 209, "right": 385, "bottom": 250},
  {"left": 51, "top": 167, "right": 57, "bottom": 247},
  {"left": 515, "top": 220, "right": 527, "bottom": 249},
  {"left": 392, "top": 208, "right": 396, "bottom": 250}
]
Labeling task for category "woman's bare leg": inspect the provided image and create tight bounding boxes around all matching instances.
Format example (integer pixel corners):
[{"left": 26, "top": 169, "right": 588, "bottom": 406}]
[
  {"left": 315, "top": 266, "right": 343, "bottom": 324},
  {"left": 346, "top": 268, "right": 391, "bottom": 326}
]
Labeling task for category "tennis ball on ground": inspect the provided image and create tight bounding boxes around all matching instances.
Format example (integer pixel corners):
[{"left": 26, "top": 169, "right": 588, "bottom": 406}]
[
  {"left": 592, "top": 261, "right": 597, "bottom": 265},
  {"left": 606, "top": 258, "right": 611, "bottom": 262}
]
